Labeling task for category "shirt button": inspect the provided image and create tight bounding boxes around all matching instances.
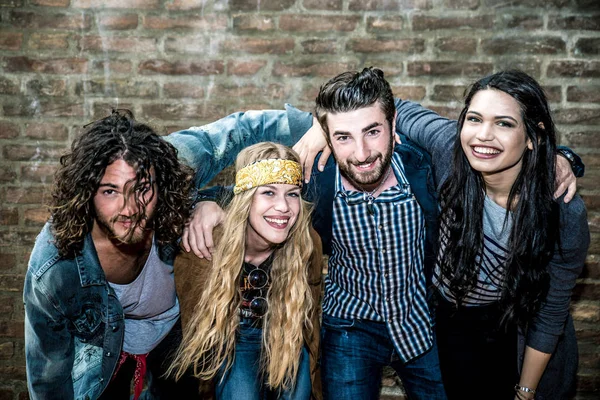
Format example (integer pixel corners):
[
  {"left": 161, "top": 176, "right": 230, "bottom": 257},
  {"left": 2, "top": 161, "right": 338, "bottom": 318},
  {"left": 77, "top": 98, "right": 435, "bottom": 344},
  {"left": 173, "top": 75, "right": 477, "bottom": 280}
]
[
  {"left": 378, "top": 225, "right": 383, "bottom": 230},
  {"left": 388, "top": 318, "right": 393, "bottom": 323},
  {"left": 386, "top": 297, "right": 390, "bottom": 302},
  {"left": 381, "top": 249, "right": 386, "bottom": 253},
  {"left": 105, "top": 352, "right": 112, "bottom": 357},
  {"left": 384, "top": 273, "right": 389, "bottom": 278},
  {"left": 112, "top": 325, "right": 119, "bottom": 332}
]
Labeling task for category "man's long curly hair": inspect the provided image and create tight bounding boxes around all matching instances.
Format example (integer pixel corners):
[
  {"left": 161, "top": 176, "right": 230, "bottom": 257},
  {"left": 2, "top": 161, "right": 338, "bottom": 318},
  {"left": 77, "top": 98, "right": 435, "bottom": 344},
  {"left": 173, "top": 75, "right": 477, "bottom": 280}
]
[{"left": 50, "top": 110, "right": 193, "bottom": 257}]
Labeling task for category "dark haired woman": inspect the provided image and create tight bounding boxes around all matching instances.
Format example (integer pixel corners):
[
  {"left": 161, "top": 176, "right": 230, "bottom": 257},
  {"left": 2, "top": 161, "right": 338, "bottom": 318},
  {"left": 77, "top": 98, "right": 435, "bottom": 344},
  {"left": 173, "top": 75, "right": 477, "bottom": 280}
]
[{"left": 390, "top": 70, "right": 589, "bottom": 400}]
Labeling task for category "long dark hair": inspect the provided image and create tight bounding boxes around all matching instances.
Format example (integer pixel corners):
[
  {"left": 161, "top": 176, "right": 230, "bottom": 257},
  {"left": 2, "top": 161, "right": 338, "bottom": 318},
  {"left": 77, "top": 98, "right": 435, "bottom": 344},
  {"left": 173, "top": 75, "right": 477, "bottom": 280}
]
[
  {"left": 50, "top": 109, "right": 193, "bottom": 257},
  {"left": 439, "top": 70, "right": 560, "bottom": 327}
]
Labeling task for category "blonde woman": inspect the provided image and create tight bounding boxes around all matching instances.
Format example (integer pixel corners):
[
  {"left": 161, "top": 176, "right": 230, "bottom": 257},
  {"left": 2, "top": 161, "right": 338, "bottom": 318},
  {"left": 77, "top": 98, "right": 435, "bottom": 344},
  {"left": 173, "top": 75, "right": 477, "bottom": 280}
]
[{"left": 170, "top": 142, "right": 323, "bottom": 400}]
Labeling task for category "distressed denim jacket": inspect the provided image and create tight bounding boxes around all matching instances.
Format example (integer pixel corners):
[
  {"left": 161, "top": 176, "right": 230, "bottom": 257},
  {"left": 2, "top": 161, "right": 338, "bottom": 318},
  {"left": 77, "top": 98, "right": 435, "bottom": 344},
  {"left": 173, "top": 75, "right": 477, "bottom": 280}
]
[{"left": 24, "top": 222, "right": 176, "bottom": 400}]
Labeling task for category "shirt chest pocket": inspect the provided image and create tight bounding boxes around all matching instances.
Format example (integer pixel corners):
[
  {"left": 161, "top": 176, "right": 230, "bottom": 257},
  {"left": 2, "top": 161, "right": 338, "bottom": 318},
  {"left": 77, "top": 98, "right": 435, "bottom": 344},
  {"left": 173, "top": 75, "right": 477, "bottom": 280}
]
[{"left": 72, "top": 303, "right": 104, "bottom": 342}]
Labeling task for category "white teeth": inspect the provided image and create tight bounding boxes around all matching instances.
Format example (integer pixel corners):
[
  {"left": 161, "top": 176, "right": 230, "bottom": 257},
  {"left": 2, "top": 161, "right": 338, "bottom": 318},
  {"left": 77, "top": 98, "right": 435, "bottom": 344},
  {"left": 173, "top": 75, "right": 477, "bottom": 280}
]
[
  {"left": 265, "top": 217, "right": 287, "bottom": 224},
  {"left": 473, "top": 146, "right": 500, "bottom": 155}
]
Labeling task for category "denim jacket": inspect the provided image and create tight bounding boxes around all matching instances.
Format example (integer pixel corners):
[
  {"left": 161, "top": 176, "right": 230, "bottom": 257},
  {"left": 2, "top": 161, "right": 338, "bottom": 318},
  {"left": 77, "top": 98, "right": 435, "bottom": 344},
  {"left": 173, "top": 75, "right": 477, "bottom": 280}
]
[{"left": 24, "top": 222, "right": 176, "bottom": 400}]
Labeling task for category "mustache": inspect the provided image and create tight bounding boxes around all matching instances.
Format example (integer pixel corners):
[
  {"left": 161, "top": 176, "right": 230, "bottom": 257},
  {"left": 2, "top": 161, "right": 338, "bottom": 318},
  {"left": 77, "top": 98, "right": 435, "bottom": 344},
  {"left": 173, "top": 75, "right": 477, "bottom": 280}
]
[{"left": 349, "top": 154, "right": 380, "bottom": 166}]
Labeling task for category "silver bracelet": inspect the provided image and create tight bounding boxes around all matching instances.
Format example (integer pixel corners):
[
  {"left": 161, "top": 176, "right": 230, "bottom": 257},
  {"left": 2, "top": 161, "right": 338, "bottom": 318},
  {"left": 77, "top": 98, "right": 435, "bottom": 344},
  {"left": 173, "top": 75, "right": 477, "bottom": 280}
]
[{"left": 514, "top": 384, "right": 536, "bottom": 395}]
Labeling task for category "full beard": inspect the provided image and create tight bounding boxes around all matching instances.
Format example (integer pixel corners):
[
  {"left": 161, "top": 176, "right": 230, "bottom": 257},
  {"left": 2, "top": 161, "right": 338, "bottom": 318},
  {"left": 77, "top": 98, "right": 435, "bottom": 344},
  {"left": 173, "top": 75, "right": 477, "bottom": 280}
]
[
  {"left": 335, "top": 136, "right": 394, "bottom": 189},
  {"left": 95, "top": 213, "right": 152, "bottom": 246}
]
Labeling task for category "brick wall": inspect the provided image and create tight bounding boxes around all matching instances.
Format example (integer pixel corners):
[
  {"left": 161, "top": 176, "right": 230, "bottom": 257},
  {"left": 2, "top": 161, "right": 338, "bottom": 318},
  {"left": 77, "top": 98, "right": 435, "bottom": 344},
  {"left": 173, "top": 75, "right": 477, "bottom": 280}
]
[{"left": 1, "top": 0, "right": 599, "bottom": 398}]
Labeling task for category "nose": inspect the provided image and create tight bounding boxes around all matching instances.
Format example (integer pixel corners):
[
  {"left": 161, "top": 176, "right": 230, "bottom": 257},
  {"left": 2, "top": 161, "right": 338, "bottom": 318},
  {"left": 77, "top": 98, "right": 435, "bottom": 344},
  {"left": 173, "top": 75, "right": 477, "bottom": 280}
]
[
  {"left": 120, "top": 194, "right": 139, "bottom": 217},
  {"left": 475, "top": 122, "right": 494, "bottom": 141},
  {"left": 273, "top": 194, "right": 290, "bottom": 213},
  {"left": 354, "top": 138, "right": 371, "bottom": 162}
]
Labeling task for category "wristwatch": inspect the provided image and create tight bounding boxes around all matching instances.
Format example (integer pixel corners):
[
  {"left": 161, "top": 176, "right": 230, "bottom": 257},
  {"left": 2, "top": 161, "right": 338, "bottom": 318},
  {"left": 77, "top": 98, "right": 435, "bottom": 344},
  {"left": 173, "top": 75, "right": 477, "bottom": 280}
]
[{"left": 557, "top": 146, "right": 585, "bottom": 178}]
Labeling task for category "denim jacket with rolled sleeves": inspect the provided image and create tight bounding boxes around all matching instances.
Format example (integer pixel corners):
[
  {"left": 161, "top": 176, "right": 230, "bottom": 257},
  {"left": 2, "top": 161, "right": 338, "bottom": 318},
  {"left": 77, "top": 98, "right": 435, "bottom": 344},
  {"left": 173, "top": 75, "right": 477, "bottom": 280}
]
[{"left": 24, "top": 222, "right": 177, "bottom": 400}]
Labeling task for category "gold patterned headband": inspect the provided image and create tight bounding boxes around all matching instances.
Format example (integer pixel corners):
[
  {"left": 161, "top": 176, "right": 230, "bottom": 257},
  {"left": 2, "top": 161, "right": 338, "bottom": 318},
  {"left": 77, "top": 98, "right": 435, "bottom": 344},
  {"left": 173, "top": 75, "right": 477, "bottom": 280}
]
[{"left": 233, "top": 158, "right": 303, "bottom": 195}]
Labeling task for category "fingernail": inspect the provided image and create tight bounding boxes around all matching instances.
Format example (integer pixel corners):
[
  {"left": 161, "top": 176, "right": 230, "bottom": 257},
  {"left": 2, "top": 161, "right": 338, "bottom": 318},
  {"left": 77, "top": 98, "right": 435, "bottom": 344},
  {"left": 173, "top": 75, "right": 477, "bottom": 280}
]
[{"left": 319, "top": 165, "right": 324, "bottom": 171}]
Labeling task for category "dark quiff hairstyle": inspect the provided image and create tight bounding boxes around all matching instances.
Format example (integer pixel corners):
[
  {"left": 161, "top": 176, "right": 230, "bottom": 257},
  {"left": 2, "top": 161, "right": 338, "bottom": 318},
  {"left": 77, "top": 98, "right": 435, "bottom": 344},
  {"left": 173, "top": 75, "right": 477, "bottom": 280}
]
[
  {"left": 50, "top": 109, "right": 194, "bottom": 257},
  {"left": 439, "top": 70, "right": 560, "bottom": 328},
  {"left": 314, "top": 67, "right": 395, "bottom": 137}
]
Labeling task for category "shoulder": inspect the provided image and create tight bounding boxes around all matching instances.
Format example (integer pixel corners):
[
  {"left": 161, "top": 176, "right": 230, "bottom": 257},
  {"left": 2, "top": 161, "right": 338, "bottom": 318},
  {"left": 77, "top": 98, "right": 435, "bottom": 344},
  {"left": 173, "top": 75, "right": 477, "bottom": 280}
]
[
  {"left": 394, "top": 139, "right": 432, "bottom": 169},
  {"left": 28, "top": 223, "right": 66, "bottom": 278},
  {"left": 557, "top": 195, "right": 589, "bottom": 245}
]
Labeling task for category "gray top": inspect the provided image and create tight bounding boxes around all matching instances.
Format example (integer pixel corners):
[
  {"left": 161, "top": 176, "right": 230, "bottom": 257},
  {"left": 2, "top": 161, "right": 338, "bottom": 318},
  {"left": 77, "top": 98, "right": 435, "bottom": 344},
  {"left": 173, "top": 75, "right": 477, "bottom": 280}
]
[
  {"left": 109, "top": 239, "right": 179, "bottom": 354},
  {"left": 435, "top": 196, "right": 512, "bottom": 305}
]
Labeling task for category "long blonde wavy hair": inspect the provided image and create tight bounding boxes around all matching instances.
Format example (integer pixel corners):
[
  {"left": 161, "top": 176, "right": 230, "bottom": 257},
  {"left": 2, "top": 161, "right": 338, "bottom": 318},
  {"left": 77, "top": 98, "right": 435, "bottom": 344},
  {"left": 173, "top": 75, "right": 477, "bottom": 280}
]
[{"left": 169, "top": 142, "right": 315, "bottom": 390}]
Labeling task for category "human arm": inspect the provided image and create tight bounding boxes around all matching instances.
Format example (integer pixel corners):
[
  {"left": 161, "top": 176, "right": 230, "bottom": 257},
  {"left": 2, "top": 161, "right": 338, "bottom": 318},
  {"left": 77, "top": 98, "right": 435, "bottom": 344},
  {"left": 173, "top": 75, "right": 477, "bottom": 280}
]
[
  {"left": 24, "top": 270, "right": 75, "bottom": 400},
  {"left": 164, "top": 105, "right": 314, "bottom": 189},
  {"left": 515, "top": 347, "right": 552, "bottom": 399},
  {"left": 519, "top": 197, "right": 590, "bottom": 396}
]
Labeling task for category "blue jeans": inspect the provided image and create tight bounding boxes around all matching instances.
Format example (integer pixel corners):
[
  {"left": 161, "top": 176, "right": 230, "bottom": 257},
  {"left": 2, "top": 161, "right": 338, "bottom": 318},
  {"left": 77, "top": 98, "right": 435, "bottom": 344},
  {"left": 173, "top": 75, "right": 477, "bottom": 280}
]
[
  {"left": 216, "top": 320, "right": 311, "bottom": 400},
  {"left": 321, "top": 314, "right": 447, "bottom": 400}
]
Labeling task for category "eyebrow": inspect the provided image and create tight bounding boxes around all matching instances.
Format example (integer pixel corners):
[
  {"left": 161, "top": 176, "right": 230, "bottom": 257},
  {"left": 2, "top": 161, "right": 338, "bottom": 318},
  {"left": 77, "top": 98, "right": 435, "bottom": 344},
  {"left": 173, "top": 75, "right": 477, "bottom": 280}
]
[
  {"left": 332, "top": 121, "right": 383, "bottom": 137},
  {"left": 467, "top": 110, "right": 519, "bottom": 124}
]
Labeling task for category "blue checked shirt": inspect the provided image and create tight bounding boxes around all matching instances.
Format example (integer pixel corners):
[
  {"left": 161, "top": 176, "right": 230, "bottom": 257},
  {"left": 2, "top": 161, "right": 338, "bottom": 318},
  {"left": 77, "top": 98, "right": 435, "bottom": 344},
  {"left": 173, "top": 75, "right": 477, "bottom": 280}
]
[{"left": 321, "top": 152, "right": 433, "bottom": 362}]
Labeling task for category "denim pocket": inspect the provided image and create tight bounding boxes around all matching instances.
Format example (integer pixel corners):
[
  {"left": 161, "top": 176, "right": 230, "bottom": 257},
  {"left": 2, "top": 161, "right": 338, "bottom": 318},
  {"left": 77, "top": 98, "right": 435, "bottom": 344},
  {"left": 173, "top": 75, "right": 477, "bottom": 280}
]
[
  {"left": 72, "top": 303, "right": 103, "bottom": 339},
  {"left": 321, "top": 315, "right": 355, "bottom": 330}
]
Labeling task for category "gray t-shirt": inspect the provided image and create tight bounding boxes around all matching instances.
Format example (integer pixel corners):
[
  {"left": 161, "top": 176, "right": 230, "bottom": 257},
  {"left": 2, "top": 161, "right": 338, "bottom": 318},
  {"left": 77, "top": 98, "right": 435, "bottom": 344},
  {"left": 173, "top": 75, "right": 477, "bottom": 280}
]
[
  {"left": 109, "top": 239, "right": 179, "bottom": 354},
  {"left": 434, "top": 196, "right": 512, "bottom": 305}
]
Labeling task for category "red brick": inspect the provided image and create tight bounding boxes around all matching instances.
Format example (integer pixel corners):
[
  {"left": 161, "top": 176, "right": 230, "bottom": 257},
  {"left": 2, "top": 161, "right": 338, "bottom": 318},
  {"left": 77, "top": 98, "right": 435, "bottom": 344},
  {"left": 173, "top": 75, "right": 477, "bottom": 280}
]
[
  {"left": 0, "top": 167, "right": 17, "bottom": 184},
  {"left": 272, "top": 61, "right": 358, "bottom": 78},
  {"left": 495, "top": 14, "right": 543, "bottom": 30},
  {"left": 230, "top": 0, "right": 295, "bottom": 11},
  {"left": 26, "top": 79, "right": 68, "bottom": 97},
  {"left": 97, "top": 13, "right": 139, "bottom": 30},
  {"left": 0, "top": 31, "right": 23, "bottom": 50},
  {"left": 413, "top": 15, "right": 492, "bottom": 30},
  {"left": 4, "top": 57, "right": 88, "bottom": 74},
  {"left": 164, "top": 0, "right": 206, "bottom": 10},
  {"left": 3, "top": 145, "right": 66, "bottom": 162},
  {"left": 24, "top": 208, "right": 50, "bottom": 227},
  {"left": 79, "top": 35, "right": 157, "bottom": 53},
  {"left": 575, "top": 38, "right": 600, "bottom": 56},
  {"left": 562, "top": 131, "right": 600, "bottom": 148},
  {"left": 567, "top": 86, "right": 600, "bottom": 103},
  {"left": 2, "top": 186, "right": 49, "bottom": 205},
  {"left": 0, "top": 77, "right": 19, "bottom": 95},
  {"left": 21, "top": 164, "right": 59, "bottom": 183},
  {"left": 0, "top": 208, "right": 18, "bottom": 226},
  {"left": 0, "top": 389, "right": 15, "bottom": 400},
  {"left": 27, "top": 33, "right": 69, "bottom": 50},
  {"left": 227, "top": 60, "right": 268, "bottom": 76},
  {"left": 163, "top": 36, "right": 214, "bottom": 54},
  {"left": 0, "top": 254, "right": 17, "bottom": 271},
  {"left": 482, "top": 37, "right": 566, "bottom": 55},
  {"left": 30, "top": 0, "right": 69, "bottom": 5},
  {"left": 222, "top": 38, "right": 295, "bottom": 54},
  {"left": 575, "top": 0, "right": 600, "bottom": 10},
  {"left": 582, "top": 194, "right": 600, "bottom": 210},
  {"left": 233, "top": 15, "right": 275, "bottom": 31},
  {"left": 10, "top": 11, "right": 91, "bottom": 30},
  {"left": 24, "top": 122, "right": 68, "bottom": 141},
  {"left": 0, "top": 122, "right": 19, "bottom": 139},
  {"left": 366, "top": 16, "right": 405, "bottom": 32},
  {"left": 0, "top": 274, "right": 24, "bottom": 294},
  {"left": 303, "top": 0, "right": 342, "bottom": 10},
  {"left": 348, "top": 39, "right": 425, "bottom": 53},
  {"left": 571, "top": 302, "right": 600, "bottom": 323},
  {"left": 138, "top": 60, "right": 224, "bottom": 75},
  {"left": 0, "top": 0, "right": 23, "bottom": 5},
  {"left": 549, "top": 16, "right": 600, "bottom": 31},
  {"left": 0, "top": 365, "right": 26, "bottom": 380},
  {"left": 407, "top": 61, "right": 492, "bottom": 77},
  {"left": 143, "top": 14, "right": 227, "bottom": 30},
  {"left": 392, "top": 86, "right": 426, "bottom": 101},
  {"left": 75, "top": 79, "right": 158, "bottom": 98},
  {"left": 163, "top": 83, "right": 204, "bottom": 99},
  {"left": 349, "top": 0, "right": 431, "bottom": 11},
  {"left": 431, "top": 85, "right": 467, "bottom": 102},
  {"left": 430, "top": 105, "right": 461, "bottom": 120},
  {"left": 435, "top": 37, "right": 477, "bottom": 54},
  {"left": 542, "top": 85, "right": 561, "bottom": 103},
  {"left": 3, "top": 100, "right": 83, "bottom": 118},
  {"left": 0, "top": 342, "right": 15, "bottom": 359},
  {"left": 554, "top": 108, "right": 600, "bottom": 125},
  {"left": 279, "top": 15, "right": 359, "bottom": 32},
  {"left": 141, "top": 102, "right": 227, "bottom": 121},
  {"left": 443, "top": 0, "right": 479, "bottom": 9},
  {"left": 483, "top": 0, "right": 570, "bottom": 6},
  {"left": 364, "top": 62, "right": 405, "bottom": 78},
  {"left": 496, "top": 59, "right": 542, "bottom": 79},
  {"left": 547, "top": 61, "right": 600, "bottom": 78},
  {"left": 207, "top": 84, "right": 289, "bottom": 101},
  {"left": 72, "top": 0, "right": 160, "bottom": 8},
  {"left": 582, "top": 255, "right": 600, "bottom": 279},
  {"left": 91, "top": 59, "right": 133, "bottom": 74},
  {"left": 301, "top": 39, "right": 338, "bottom": 54}
]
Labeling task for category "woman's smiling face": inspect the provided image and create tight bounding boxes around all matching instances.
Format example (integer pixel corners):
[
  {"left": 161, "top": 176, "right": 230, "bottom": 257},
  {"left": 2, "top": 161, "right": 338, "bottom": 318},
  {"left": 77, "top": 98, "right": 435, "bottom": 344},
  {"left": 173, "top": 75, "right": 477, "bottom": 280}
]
[{"left": 460, "top": 89, "right": 533, "bottom": 182}]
